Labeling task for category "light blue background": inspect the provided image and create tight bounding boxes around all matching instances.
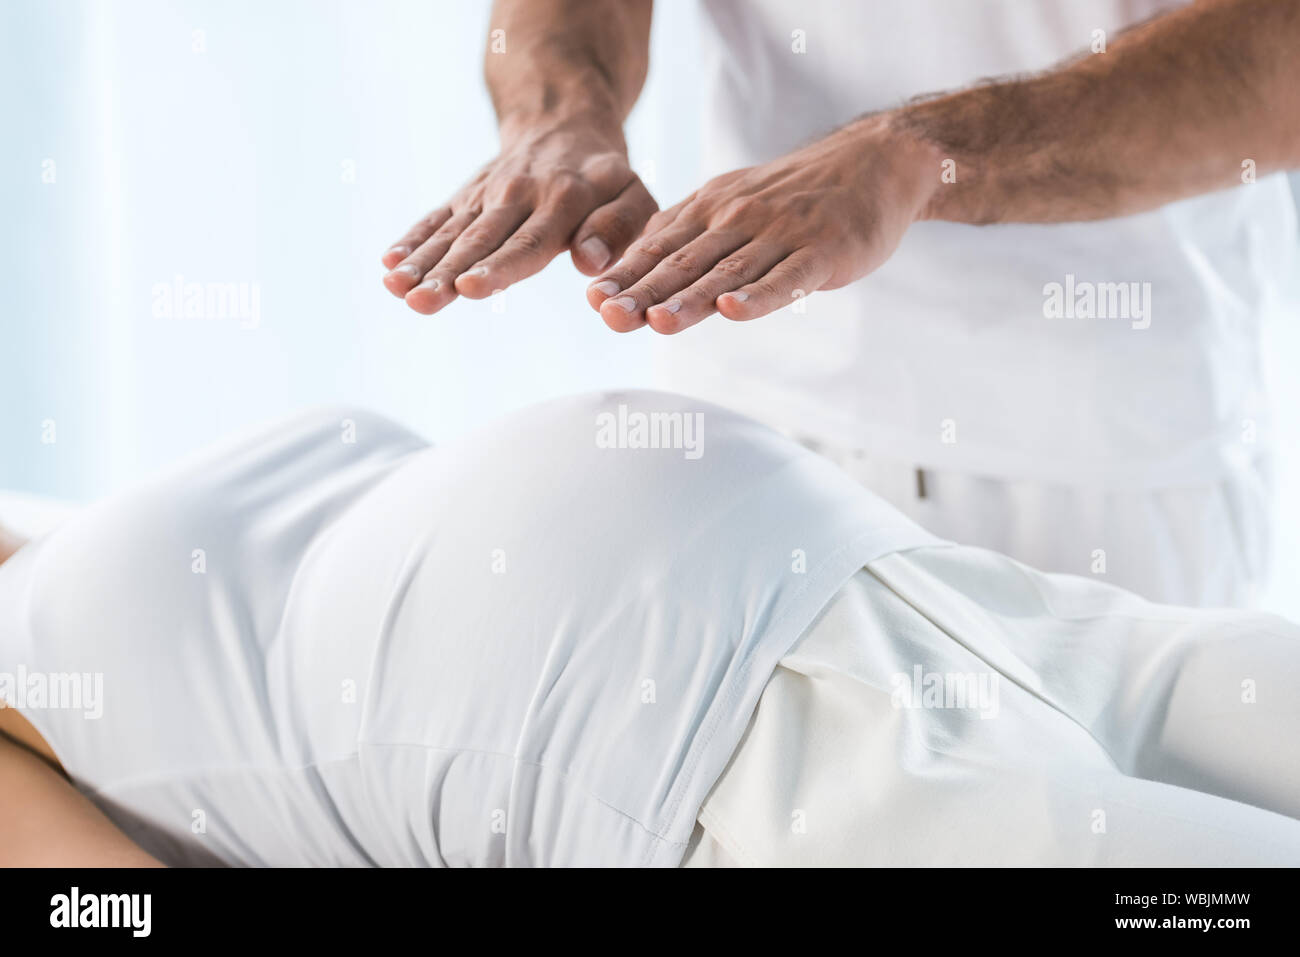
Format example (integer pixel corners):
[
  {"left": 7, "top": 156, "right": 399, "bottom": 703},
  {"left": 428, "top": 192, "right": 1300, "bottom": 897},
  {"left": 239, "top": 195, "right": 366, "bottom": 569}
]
[{"left": 0, "top": 0, "right": 704, "bottom": 495}]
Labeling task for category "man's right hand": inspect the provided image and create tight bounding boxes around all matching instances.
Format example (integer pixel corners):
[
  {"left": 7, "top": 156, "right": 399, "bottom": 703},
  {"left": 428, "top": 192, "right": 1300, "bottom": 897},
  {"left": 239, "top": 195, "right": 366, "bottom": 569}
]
[{"left": 381, "top": 117, "right": 657, "bottom": 315}]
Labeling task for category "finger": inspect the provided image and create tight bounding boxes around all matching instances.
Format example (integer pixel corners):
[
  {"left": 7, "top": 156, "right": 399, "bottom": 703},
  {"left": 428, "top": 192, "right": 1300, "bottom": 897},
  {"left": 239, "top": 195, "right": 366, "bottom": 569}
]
[
  {"left": 453, "top": 179, "right": 595, "bottom": 298},
  {"left": 450, "top": 211, "right": 570, "bottom": 299},
  {"left": 569, "top": 178, "right": 659, "bottom": 275},
  {"left": 402, "top": 205, "right": 529, "bottom": 314},
  {"left": 382, "top": 206, "right": 454, "bottom": 269},
  {"left": 584, "top": 203, "right": 688, "bottom": 302},
  {"left": 584, "top": 226, "right": 698, "bottom": 333},
  {"left": 383, "top": 208, "right": 480, "bottom": 298},
  {"left": 715, "top": 248, "right": 834, "bottom": 322},
  {"left": 599, "top": 229, "right": 746, "bottom": 333},
  {"left": 643, "top": 241, "right": 788, "bottom": 335}
]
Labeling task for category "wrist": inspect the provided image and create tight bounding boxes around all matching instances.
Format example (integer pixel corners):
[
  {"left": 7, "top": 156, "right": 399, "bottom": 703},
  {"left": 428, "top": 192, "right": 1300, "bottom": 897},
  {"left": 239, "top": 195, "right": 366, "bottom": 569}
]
[
  {"left": 493, "top": 63, "right": 627, "bottom": 149},
  {"left": 882, "top": 94, "right": 1008, "bottom": 224},
  {"left": 499, "top": 103, "right": 625, "bottom": 151},
  {"left": 849, "top": 112, "right": 946, "bottom": 225}
]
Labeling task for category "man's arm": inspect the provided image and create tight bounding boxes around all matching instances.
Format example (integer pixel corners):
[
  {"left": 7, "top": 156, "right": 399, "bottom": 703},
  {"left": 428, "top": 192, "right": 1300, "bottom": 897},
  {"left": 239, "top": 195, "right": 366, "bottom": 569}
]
[
  {"left": 382, "top": 0, "right": 656, "bottom": 314},
  {"left": 586, "top": 0, "right": 1300, "bottom": 334},
  {"left": 485, "top": 0, "right": 650, "bottom": 141},
  {"left": 901, "top": 0, "right": 1300, "bottom": 224}
]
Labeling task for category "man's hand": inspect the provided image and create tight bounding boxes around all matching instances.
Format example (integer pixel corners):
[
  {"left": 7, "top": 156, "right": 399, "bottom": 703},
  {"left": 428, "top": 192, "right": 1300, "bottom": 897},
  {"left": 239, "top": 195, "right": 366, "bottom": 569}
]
[
  {"left": 586, "top": 117, "right": 939, "bottom": 334},
  {"left": 382, "top": 117, "right": 656, "bottom": 315},
  {"left": 587, "top": 0, "right": 1299, "bottom": 335},
  {"left": 383, "top": 0, "right": 653, "bottom": 314}
]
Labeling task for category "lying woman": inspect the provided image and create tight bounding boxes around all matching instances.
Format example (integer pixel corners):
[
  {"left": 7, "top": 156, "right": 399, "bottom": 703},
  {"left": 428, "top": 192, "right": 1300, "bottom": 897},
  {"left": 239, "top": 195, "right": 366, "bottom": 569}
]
[{"left": 1, "top": 390, "right": 1298, "bottom": 867}]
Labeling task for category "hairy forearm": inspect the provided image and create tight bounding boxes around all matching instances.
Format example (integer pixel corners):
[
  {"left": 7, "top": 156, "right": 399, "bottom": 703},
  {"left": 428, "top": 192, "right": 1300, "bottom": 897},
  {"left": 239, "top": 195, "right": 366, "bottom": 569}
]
[
  {"left": 891, "top": 0, "right": 1300, "bottom": 224},
  {"left": 485, "top": 0, "right": 652, "bottom": 142}
]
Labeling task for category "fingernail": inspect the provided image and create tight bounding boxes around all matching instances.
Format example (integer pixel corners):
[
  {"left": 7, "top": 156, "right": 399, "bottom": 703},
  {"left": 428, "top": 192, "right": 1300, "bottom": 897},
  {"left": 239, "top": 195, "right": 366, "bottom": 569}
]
[
  {"left": 394, "top": 264, "right": 420, "bottom": 277},
  {"left": 579, "top": 236, "right": 612, "bottom": 270},
  {"left": 388, "top": 246, "right": 410, "bottom": 258},
  {"left": 607, "top": 296, "right": 636, "bottom": 313},
  {"left": 730, "top": 291, "right": 749, "bottom": 302},
  {"left": 464, "top": 266, "right": 487, "bottom": 277},
  {"left": 420, "top": 278, "right": 441, "bottom": 291},
  {"left": 661, "top": 299, "right": 682, "bottom": 314},
  {"left": 591, "top": 279, "right": 621, "bottom": 296}
]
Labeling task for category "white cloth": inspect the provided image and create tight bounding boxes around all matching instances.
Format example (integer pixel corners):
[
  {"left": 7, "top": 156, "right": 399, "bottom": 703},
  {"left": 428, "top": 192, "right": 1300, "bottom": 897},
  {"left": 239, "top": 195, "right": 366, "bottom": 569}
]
[
  {"left": 796, "top": 440, "right": 1272, "bottom": 607},
  {"left": 663, "top": 0, "right": 1292, "bottom": 482},
  {"left": 683, "top": 547, "right": 1300, "bottom": 867},
  {"left": 0, "top": 392, "right": 940, "bottom": 867}
]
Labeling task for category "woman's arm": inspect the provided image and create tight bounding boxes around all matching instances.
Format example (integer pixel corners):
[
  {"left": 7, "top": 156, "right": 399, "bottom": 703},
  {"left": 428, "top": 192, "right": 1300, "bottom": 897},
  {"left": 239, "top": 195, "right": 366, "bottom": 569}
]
[{"left": 0, "top": 731, "right": 163, "bottom": 867}]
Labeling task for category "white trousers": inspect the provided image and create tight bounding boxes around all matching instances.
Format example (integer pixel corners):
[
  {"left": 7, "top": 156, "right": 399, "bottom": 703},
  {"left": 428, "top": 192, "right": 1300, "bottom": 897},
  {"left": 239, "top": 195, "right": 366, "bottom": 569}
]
[
  {"left": 683, "top": 544, "right": 1300, "bottom": 867},
  {"left": 795, "top": 439, "right": 1272, "bottom": 608}
]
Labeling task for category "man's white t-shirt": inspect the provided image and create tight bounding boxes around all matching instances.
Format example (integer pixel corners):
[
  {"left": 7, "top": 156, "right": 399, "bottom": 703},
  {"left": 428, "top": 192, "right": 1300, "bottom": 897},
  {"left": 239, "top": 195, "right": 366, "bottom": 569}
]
[{"left": 661, "top": 0, "right": 1296, "bottom": 489}]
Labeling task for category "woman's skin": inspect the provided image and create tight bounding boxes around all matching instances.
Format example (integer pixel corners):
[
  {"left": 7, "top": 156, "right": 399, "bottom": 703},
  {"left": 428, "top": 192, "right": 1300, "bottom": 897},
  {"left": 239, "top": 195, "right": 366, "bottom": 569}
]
[
  {"left": 0, "top": 523, "right": 24, "bottom": 565},
  {"left": 0, "top": 524, "right": 163, "bottom": 866},
  {"left": 0, "top": 732, "right": 163, "bottom": 867}
]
